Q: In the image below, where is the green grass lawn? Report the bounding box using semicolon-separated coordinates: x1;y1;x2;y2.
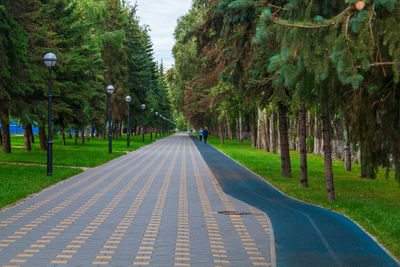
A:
207;136;400;260
0;132;171;208
0;133;165;167
0;164;82;208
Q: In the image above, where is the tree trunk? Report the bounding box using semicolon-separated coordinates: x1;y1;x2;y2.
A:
321;100;335;201
344;123;351;172
238;112;243;143
27;124;34;144
250;109;257;147
81;129;85;144
0;107;11;153
257;108;263;149
314;114;323;155
236;118;240;141
1;122;11;153
299;102;308;187
0;126;2;146
24;125;32;152
278;103;291;177
257;108;269;151
306;111;312;153
62;130;66;146
226;115;233;140
265;115;270;152
91;124;95;138
86;126;91;142
360;143;376;179
39;126;47;151
74;130;78;144
218;122;224;144
269;108;276;153
67;128;72;139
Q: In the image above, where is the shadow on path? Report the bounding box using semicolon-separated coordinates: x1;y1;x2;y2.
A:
190;136;399;267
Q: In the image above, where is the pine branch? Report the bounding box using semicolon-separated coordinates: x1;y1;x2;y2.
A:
269;6;351;29
271;20;336;29
259;1;292;11
355;62;398;69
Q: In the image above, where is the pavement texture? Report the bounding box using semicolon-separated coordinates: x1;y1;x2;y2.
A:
191;136;400;267
0;133;274;267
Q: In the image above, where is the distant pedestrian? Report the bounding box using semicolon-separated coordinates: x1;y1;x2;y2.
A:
199;129;203;141
203;127;208;143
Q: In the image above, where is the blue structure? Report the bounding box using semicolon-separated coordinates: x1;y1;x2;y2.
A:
0;120;39;134
0;120;96;135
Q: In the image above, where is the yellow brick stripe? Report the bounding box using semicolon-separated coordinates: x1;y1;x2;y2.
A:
89;139;179;265
52;139;177;265
132;138;180;266
0;145;154;227
188;144;230;266
5;143;164;265
174;139;191;267
198;148;273;267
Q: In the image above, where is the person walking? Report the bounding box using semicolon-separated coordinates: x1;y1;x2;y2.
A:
199;128;203;141
203;127;209;143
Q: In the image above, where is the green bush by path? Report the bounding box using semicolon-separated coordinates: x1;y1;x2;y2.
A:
207;136;400;260
0;164;82;208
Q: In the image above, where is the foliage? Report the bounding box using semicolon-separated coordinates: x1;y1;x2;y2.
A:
1;0;175;151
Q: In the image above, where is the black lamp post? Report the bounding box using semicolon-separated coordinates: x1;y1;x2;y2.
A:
155;112;159;139
150;108;153;140
159;114;163;136
141;104;146;142
107;85;115;153
43;52;57;176
126;96;131;147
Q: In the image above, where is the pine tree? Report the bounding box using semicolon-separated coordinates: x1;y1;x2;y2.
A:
0;3;28;153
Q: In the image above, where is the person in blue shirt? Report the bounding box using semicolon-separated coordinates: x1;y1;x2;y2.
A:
199;129;203;141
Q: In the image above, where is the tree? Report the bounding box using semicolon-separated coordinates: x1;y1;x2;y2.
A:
0;3;27;153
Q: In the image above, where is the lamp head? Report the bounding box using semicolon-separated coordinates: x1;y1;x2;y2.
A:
43;53;57;68
106;85;115;94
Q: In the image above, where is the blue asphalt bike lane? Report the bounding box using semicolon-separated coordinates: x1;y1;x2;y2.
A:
190;136;399;267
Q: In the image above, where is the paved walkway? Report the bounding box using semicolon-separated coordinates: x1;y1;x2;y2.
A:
191;136;399;267
0;134;275;266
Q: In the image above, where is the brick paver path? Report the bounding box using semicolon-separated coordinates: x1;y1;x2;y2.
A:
0;133;275;266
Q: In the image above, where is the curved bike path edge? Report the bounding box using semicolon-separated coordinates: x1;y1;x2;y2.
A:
190;136;399;267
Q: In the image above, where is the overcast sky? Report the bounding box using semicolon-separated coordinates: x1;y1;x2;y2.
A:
132;0;192;69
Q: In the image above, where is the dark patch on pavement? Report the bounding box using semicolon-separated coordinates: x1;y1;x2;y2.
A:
191;136;399;267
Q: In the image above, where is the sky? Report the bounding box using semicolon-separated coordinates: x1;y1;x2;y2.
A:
132;0;193;69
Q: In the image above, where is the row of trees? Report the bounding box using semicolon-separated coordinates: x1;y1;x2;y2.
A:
169;0;400;201
0;0;173;153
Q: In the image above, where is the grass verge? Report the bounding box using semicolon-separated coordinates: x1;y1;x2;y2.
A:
207;136;400;260
0;133;165;167
0;164;82;208
0;133;171;208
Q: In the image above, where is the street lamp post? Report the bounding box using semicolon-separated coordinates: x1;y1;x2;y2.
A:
155;112;158;139
141;104;146;142
43;53;57;176
126;96;131;148
160;114;164;136
150;108;153;140
107;85;115;153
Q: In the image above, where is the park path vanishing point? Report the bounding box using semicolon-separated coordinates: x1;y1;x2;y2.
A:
0;133;275;267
